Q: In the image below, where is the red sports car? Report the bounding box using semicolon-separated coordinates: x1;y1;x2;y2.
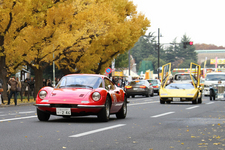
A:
35;74;127;122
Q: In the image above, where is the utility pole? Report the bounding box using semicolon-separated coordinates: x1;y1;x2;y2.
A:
158;28;160;79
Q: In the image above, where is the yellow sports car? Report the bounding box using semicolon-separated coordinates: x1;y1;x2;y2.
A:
159;62;202;104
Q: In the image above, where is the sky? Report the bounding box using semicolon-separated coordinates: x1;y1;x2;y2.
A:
131;0;225;47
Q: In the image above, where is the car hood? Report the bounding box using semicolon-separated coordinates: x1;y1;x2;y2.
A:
46;88;93;103
160;89;198;97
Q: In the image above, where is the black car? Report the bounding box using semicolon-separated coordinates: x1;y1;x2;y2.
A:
125;80;154;98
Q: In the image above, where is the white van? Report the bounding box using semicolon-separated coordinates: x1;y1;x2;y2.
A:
203;72;225;96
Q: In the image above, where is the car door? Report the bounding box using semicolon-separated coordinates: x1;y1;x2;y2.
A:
104;78;121;113
190;62;201;89
161;63;171;89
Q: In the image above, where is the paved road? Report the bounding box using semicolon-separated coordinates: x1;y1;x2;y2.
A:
0;95;225;150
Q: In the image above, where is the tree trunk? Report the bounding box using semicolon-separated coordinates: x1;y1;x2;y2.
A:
33;67;44;100
0;56;9;100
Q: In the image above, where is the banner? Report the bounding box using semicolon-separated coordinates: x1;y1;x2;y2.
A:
210;59;225;64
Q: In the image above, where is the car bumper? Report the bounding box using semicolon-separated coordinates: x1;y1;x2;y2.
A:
203;89;210;95
35;104;105;108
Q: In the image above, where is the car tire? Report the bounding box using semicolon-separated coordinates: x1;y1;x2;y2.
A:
116;96;127;119
132;95;135;98
146;92;150;97
150;91;154;97
160;100;165;104
37;108;50;121
98;96;110;122
166;101;171;104
198;93;202;104
192;96;197;104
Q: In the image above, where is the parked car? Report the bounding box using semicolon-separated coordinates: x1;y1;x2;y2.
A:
160;62;202;104
125;80;154;98
147;79;161;95
35;74;127;122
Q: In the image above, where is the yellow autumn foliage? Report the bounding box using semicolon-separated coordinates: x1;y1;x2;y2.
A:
0;0;150;92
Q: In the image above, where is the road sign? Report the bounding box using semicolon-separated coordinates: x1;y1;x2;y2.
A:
105;67;112;74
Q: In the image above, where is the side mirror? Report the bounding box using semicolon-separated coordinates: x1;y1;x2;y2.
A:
108;85;111;90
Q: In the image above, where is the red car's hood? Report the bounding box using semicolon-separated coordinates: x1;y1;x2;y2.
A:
47;88;93;103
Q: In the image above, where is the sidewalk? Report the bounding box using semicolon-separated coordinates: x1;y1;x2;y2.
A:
0;99;36;107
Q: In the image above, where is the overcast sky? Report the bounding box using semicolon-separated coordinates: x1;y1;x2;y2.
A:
131;0;225;47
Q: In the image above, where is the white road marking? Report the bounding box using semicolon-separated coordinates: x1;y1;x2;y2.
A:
151;112;175;118
128;101;158;106
186;106;199;110
206;102;214;105
69;124;126;138
0;116;36;122
19;111;36;114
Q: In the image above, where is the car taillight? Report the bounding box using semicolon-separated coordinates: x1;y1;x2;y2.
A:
153;86;158;88
125;86;132;89
140;86;146;88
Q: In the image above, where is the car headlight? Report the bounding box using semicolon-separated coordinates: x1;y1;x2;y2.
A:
92;92;101;101
39;91;47;99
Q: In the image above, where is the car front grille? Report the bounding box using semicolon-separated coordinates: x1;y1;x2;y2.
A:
218;86;225;94
50;104;78;108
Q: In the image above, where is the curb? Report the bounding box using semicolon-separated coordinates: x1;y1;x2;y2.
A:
0;102;35;107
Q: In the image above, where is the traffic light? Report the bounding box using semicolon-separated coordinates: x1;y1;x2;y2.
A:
183;41;193;48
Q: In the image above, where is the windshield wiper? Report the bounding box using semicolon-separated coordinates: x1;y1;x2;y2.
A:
170;86;180;89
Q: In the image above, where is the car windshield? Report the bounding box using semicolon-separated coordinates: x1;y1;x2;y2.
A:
130;80;146;85
165;83;195;89
174;74;191;80
205;74;225;81
56;76;103;89
148;80;158;84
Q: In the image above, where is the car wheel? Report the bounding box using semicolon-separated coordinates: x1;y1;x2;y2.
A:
116;96;127;119
198;93;202;104
37;108;50;121
146;92;150;97
98;96;110;122
192;96;197;104
160;100;165;104
166;101;171;104
150;91;154;97
132;95;135;98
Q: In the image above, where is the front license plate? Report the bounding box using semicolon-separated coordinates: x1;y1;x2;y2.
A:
56;108;71;115
133;88;138;90
173;98;180;101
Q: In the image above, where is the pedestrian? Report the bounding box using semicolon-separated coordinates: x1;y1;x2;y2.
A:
46;79;52;87
0;78;4;104
28;77;35;97
7;77;18;105
23;78;29;96
16;77;21;96
43;78;46;87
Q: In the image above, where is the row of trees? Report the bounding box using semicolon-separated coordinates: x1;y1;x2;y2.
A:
0;0;150;99
115;32;197;73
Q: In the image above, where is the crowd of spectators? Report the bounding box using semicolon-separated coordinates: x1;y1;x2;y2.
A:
0;76;61;105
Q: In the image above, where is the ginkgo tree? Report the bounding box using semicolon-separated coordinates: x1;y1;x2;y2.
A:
55;0;150;74
0;0;150;98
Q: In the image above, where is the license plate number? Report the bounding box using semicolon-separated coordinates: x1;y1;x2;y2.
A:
56;108;71;115
133;88;138;90
173;98;180;101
